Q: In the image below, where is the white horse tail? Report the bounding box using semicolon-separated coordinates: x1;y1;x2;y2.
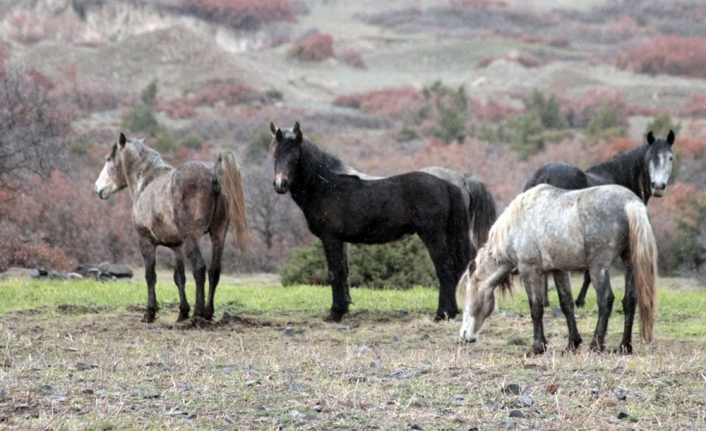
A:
626;200;658;344
215;152;249;252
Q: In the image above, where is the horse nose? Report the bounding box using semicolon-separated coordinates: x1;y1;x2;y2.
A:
273;178;288;194
651;181;666;191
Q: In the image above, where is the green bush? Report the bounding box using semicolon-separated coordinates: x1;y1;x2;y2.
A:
645;112;681;137
246;128;274;162
670;198;706;272
122;80;162;137
525;89;569;130
586;103;627;138
424;81;469;144
181;134;203;150
153;131;178;154
280;236;438;289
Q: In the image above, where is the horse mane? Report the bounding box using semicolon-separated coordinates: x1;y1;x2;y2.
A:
590;144;649;174
124;137;173;192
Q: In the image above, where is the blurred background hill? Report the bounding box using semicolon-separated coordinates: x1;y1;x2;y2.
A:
1;0;705;282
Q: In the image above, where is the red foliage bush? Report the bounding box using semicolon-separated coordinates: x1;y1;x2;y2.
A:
332;87;422;119
340;50;368;70
157;80;267;119
470;98;520;122
681;92;706;118
179;0;296;29
616;35;706;79
561;89;628;128
290;33;334;62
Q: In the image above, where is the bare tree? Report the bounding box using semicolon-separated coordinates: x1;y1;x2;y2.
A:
0;69;71;195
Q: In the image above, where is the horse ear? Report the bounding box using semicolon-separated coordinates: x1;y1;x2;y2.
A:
275;128;284;143
119;133;126;147
646;131;655;145
270;122;277;135
667;129;675;145
293;122;303;145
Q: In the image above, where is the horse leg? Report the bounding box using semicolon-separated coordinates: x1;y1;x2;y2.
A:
542;274;550;307
520;268;547;355
575;271;591;308
617;260;635;354
552;271;582;351
138;237;159;323
171;247;190;321
589;266;614;352
321;237;351;322
184;238;208;319
205;226;228;321
419;232;458;320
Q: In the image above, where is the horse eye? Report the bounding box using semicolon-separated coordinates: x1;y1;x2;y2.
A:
669;156;673;161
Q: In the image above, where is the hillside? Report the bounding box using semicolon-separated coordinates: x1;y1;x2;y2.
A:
1;0;705;279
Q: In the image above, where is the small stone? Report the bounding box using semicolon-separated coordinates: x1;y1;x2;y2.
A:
392;335;401;342
289;409;302;418
49;395;67;402
313;404;322;412
618;410;630;420
501;420;516;429
281;326;295;337
400;370;422;379
74;363;97;371
181;418;197;427
452;394;464;403
503;384;521;395
421;359;432;365
509;410;526;418
370;361;382;369
591;387;601;395
389;368;404;377
617;392;627;401
335;324;349;330
546;383;558;394
348;376;367;383
518;395;533;407
409;424;423;430
484;401;500;410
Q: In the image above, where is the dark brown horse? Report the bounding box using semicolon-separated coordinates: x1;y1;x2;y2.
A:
270;122;472;322
94;133;248;323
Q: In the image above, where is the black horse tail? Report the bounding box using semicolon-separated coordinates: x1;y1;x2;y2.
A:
446;184;473;283
464;177;497;249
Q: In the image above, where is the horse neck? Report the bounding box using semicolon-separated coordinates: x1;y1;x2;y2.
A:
289;145;342;206
588;146;651;202
121;149;173;199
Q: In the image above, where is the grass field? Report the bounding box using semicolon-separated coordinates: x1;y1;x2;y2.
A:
0;275;705;430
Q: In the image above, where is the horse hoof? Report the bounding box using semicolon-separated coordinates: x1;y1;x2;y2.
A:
325;309;346;322
141;309;157;323
177;313;190;322
613;345;633;355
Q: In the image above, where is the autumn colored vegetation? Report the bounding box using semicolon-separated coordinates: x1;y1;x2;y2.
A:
178;0;296;29
617;35;706;79
289;32;335;62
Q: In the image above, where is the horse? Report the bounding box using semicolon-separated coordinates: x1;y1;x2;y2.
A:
324;164;496;251
94;133;248;323
458;184;657;355
524;130;674;307
270;121;473;322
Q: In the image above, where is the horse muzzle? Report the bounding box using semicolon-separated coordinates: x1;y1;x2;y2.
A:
273;177;289;194
651;182;666;197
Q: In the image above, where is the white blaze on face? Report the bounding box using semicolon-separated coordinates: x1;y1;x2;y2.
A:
274;173;285;189
94;162;118;200
649;152;673;196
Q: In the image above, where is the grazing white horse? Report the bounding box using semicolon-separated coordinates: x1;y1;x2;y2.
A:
458;184;657;355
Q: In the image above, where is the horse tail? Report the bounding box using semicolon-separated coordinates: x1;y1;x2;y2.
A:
626;200;657;344
215;152;248;252
464;177;497;249
446;184;473;283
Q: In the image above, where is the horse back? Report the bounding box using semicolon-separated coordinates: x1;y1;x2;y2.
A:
171;162;220;237
524;162;589;192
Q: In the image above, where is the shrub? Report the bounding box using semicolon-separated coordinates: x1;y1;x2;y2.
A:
178;0;296;29
645;112;680;137
563;89;628;129
586;103;627;139
616;35;706;79
122;80;162;137
153;131;178;155
290;32;334;62
332;87;422;119
280;236;437;289
670;194;706;275
424;81;469;144
181;134;203;150
681;93;706;118
525;89;568;130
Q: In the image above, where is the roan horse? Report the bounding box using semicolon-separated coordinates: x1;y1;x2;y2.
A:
524;130;674;307
94;133;248;323
270;122;472;321
458;184;657;355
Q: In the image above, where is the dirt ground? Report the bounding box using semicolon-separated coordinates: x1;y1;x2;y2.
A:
1;303;704;430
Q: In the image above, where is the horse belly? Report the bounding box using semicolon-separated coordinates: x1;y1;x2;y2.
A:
134;177;182;246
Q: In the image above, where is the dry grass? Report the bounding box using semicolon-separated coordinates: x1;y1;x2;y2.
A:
0;281;704;430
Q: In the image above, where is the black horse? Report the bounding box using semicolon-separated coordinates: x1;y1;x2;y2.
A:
524;130;675;307
270;122;472;321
